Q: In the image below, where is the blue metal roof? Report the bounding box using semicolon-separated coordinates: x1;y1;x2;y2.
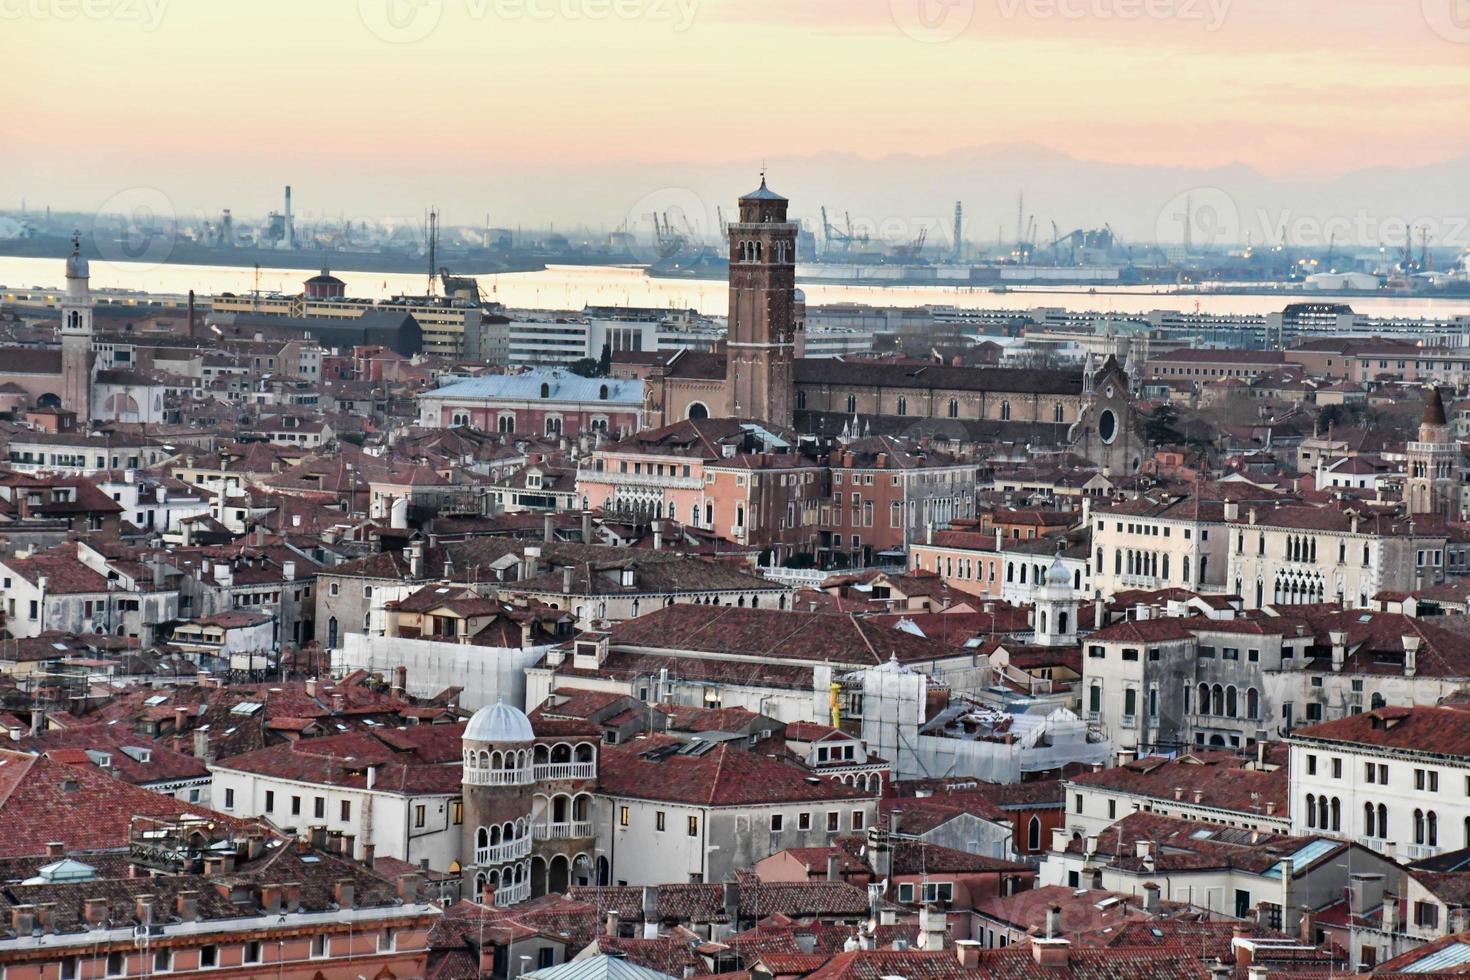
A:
1264;838;1338;879
1401;941;1470;972
428;369;642;405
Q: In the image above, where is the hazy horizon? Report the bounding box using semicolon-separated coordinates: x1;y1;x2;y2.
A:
6;0;1470;247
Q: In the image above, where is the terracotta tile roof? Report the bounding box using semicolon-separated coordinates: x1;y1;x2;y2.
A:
0;750;238;858
570;878;876;924
1066;753;1287;818
213;725;467;795
1291;704;1470;757
598;736;875;807
606;605;964;667
889;839;1033;876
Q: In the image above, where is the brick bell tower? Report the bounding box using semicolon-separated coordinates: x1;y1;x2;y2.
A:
726;176;797;428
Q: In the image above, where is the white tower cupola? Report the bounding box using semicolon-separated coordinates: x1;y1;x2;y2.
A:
1034;544;1080;647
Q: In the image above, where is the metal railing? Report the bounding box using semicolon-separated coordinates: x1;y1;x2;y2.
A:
476;835;533;866
533;762;597;781
463;767;534;787
494;880;531;906
577;468;702;490
533;821;593;840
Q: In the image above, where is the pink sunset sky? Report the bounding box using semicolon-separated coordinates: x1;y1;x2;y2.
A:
4;0;1468;228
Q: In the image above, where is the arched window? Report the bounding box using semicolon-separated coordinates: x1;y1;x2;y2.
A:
1247;688;1260;720
1027;816;1041;852
845;394;856;414
327;617;338;648
948;398;958;418
897;397;907;416
1198;683;1210;714
1211;684;1224;716
540;382;551;399
1415;809;1426;845
1225;686;1237;718
1365;803;1376;838
1330;797;1340;832
1429;810;1439;846
797;390;807;410
1000;400;1011;421
599;384;609;400
1306;794;1317;829
1053;402;1064;423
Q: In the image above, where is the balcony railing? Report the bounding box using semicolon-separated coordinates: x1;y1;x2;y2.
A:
534;821;593;840
1407;843;1442;860
494;880;531;906
534;762;597;781
577;468;702;490
476;835;533;866
463;767;534;786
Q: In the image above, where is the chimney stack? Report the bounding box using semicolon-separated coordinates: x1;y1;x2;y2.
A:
1404;634;1421;677
1329;630;1347;672
176;891;198;923
827;853;841;882
334;880;356;909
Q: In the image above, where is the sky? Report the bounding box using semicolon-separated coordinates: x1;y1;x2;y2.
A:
4;0;1470;237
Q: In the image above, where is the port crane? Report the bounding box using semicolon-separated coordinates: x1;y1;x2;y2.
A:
891;227;927;262
650;212;688;259
820;206;868;255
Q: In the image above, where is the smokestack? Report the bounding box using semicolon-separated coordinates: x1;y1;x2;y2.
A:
186;289;195;339
284;185;294;249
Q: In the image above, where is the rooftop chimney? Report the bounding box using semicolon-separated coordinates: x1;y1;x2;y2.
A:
334;879;355;909
1403;634;1421;677
1329;630;1347;672
1045;905;1061;939
176;891;198;923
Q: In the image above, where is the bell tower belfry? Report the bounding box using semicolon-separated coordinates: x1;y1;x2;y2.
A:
725;176;797;427
60;232;94;420
1407;386;1461;519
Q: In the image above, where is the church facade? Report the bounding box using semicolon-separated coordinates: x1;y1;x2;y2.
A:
643;182;1143;475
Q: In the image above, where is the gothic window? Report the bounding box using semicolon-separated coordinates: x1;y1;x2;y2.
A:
1000;401;1011;421
897;397;907;416
845;394;856;414
948;399;958;418
1053;402;1064;423
796;390;807;410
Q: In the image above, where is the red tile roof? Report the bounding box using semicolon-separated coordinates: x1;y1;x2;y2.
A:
598;737;876;807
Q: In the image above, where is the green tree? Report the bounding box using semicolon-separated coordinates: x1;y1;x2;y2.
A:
1144;404;1184;445
567;357;600;378
597;342;612;377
